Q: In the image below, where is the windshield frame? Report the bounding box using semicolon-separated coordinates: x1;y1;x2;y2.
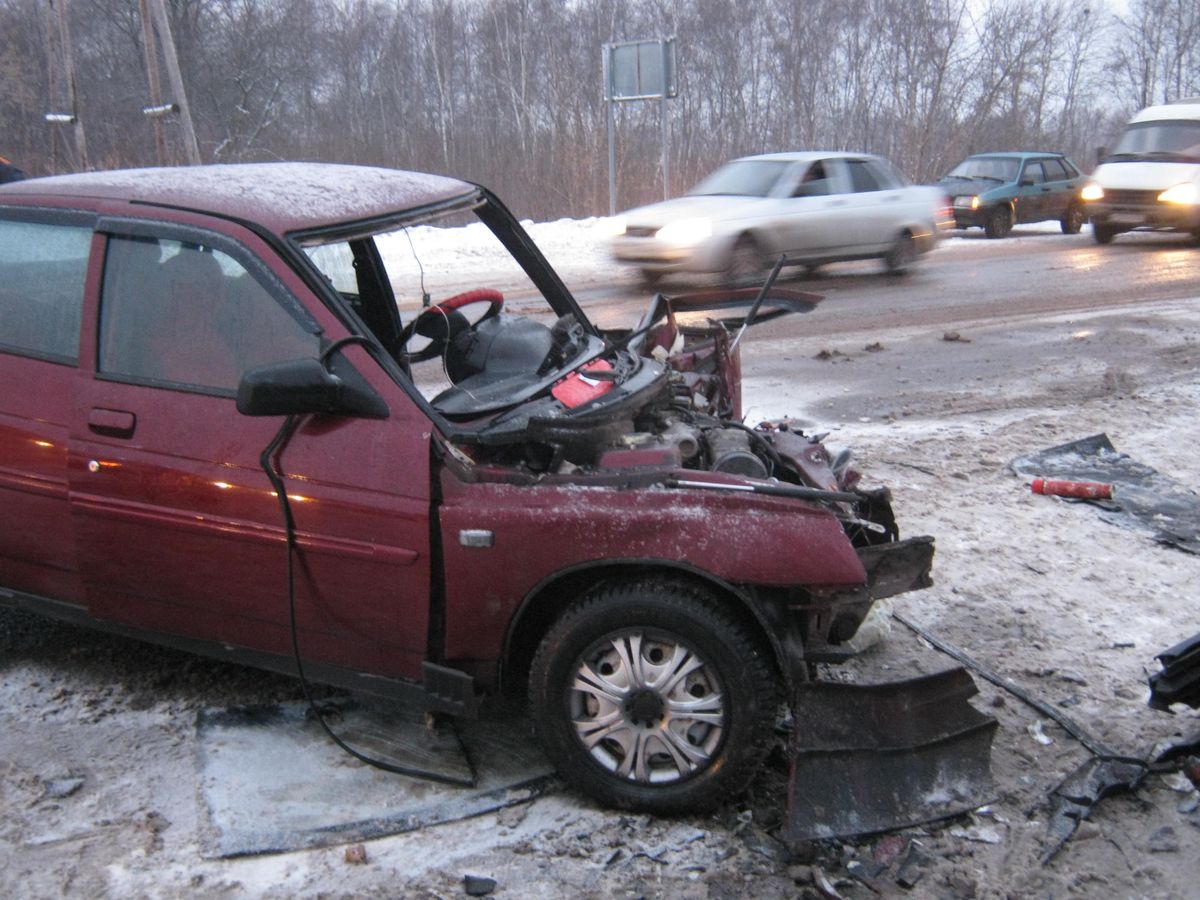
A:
1109;119;1200;162
280;186;599;439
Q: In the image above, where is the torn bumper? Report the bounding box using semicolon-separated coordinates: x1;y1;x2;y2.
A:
799;535;935;662
784;667;997;841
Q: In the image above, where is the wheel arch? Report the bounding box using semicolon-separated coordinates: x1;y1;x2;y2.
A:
723;228;773;266
498;559;788;698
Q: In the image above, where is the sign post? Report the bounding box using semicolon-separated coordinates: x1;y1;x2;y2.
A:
603;38;678;215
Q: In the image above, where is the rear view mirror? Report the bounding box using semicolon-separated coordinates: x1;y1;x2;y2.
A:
236;358;388;419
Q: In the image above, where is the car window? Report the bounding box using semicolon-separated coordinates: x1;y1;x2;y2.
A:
690;160;790;197
98;235;320;394
945;156;1019;183
1042;158;1069;181
792;161;832;197
846;160;884;193
864;158;905;188
0;217;90;362
1021;162;1046;184
1113;120;1200;159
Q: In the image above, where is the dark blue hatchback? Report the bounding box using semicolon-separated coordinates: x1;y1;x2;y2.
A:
940;152;1085;238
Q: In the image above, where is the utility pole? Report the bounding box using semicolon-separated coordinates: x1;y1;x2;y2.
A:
138;0;169;165
43;0;89;171
146;0;201;165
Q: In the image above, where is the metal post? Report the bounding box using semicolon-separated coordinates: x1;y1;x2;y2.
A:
608;98;617;216
660;95;669;200
604;47;617;216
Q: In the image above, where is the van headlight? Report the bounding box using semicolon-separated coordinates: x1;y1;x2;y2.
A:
1158;182;1200;205
656;218;713;247
1080;183;1104;202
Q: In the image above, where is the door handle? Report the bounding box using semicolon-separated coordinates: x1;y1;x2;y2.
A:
88;408;137;439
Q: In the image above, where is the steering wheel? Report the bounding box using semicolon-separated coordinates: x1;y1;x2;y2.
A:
397;288;505;362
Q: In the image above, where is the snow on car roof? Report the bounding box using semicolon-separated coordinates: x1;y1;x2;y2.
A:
0;162;477;235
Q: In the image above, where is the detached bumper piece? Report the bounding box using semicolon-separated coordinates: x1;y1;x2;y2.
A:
1149;631;1200;710
783;666;997;841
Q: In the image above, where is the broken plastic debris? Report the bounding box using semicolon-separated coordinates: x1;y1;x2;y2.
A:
1027;720;1054;746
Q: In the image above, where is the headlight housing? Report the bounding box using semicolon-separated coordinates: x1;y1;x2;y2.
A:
656;218;713;247
1158;182;1200;205
1080;183;1104;202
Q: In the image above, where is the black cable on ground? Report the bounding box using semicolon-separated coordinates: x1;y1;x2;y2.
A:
893;610;1142;764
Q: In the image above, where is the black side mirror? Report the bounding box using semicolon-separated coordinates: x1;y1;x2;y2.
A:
237;358;388;419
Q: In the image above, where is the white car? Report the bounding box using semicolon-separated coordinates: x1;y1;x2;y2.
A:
610;151;950;284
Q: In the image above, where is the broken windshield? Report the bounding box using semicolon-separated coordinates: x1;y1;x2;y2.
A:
300;203;603;418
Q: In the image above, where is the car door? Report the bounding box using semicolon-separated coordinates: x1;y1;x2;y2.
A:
1015;160;1049;223
68;214;434;681
770;159;851;257
0;207;95;604
1040;158;1076;220
841;158;907;250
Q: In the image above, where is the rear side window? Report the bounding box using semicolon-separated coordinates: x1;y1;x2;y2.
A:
1022;162;1046;184
0;217;91;362
847;160;885;193
1043;158;1070;180
99;235;320;394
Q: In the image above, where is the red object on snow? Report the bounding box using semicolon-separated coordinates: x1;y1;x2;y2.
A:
552;359;615;408
1031;478;1113;500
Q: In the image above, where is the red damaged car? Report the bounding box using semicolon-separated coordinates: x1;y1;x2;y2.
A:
0;164;933;813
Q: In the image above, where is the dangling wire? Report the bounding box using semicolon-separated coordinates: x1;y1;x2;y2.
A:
258;411;475;787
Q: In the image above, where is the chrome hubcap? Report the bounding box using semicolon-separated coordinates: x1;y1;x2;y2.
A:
569;631;726;784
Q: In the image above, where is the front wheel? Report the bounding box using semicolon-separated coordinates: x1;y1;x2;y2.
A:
1093;222;1118;244
724;235;766;287
528;580;778;814
984;205;1012;239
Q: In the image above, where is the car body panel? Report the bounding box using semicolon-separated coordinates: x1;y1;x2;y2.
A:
437;474;869;675
0;163;933;718
1083;104;1200;238
611;151;942;277
940;151;1084;231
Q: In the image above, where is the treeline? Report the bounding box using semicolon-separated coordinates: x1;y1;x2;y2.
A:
1;0;1198;219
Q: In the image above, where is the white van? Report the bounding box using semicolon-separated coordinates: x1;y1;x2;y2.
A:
1081;99;1200;244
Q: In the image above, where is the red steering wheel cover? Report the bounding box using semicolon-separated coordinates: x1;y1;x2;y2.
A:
436;288;504;311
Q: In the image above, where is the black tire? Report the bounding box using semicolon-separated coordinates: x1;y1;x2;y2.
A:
1060;203;1085;234
639;268;663;288
884;231;917;275
983;205;1012;239
1093;222;1118;245
528;579;778;814
724;235;766;286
